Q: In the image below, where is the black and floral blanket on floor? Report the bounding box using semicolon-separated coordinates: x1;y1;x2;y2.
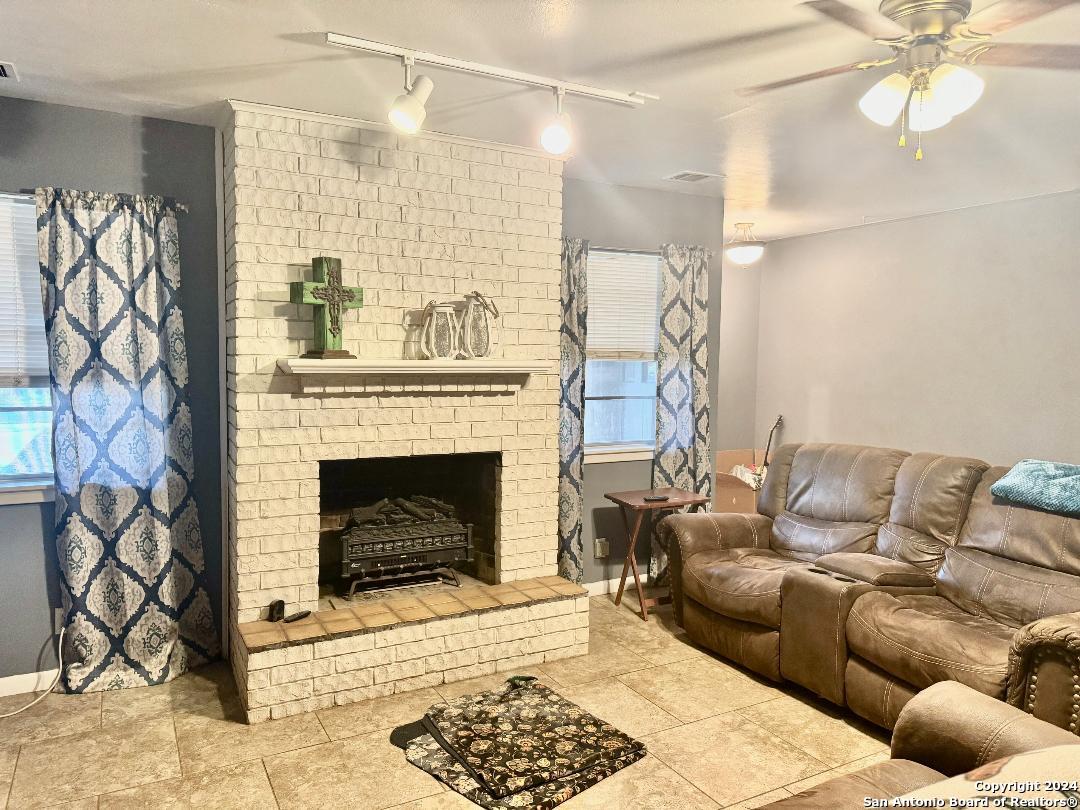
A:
397;676;646;808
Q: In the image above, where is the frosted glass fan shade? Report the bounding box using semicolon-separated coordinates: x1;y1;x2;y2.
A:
859;72;912;126
908;88;953;132
929;64;984;117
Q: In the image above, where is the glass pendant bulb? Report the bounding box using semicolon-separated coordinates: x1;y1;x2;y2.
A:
540;113;572;155
858;72;912;127
929;63;984;117
907;87;953;133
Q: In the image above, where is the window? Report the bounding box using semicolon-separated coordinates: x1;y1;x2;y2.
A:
583;249;660;458
0;194;52;491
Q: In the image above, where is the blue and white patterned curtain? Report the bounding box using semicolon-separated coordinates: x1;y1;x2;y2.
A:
652;244;713;576
558;237;589;583
37;188;218;693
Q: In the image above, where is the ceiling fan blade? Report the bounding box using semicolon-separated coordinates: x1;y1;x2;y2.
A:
964;41;1080;68
801;0;909;41
737;61;877;96
953;0;1079;37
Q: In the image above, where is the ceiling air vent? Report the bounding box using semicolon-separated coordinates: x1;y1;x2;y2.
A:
664;170;723;183
0;62;19;81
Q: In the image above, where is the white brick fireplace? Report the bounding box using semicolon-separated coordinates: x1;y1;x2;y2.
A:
221;102;581;719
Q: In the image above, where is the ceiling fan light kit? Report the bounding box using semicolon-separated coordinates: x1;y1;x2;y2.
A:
745;0;1079;160
325;32;656;153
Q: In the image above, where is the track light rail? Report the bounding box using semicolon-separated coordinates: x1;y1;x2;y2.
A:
324;33;658;107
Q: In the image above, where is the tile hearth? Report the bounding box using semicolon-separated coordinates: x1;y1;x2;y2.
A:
0;596;888;809
231;576;589;723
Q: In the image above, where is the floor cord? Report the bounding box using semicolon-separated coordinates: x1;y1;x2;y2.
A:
0;627;65;718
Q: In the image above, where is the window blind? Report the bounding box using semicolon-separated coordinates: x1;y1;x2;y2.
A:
0;195;49;385
585;249;660;358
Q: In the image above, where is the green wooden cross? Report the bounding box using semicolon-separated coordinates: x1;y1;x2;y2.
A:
289;256;364;359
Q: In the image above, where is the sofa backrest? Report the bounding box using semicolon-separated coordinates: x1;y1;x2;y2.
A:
937;466;1080;628
874;453;989;573
758;443;909;560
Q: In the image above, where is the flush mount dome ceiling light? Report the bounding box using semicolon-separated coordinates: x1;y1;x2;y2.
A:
325;33;656;147
738;0;1080;161
724;223;766;266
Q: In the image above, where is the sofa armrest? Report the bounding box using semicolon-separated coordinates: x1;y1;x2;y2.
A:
1007;610;1080;735
815;552;936;588
891;681;1078;776
659;512;772;626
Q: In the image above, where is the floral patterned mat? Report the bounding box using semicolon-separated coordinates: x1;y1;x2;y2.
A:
402;677;646;809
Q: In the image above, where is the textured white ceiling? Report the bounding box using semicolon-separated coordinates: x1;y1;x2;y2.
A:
2;0;1079;239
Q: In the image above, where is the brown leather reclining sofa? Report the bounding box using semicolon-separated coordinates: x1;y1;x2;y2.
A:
662;442;1080;733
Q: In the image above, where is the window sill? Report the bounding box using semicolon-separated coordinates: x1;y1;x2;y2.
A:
0;482;55;506
584;446;655;465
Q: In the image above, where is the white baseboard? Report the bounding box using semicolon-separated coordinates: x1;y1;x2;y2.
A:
0;668;59;698
585;576;626;597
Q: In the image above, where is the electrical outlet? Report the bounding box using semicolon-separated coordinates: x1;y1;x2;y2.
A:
593;537;610;559
53;607;65;635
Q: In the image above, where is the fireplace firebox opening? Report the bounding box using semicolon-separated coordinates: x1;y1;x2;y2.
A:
319;453;500;600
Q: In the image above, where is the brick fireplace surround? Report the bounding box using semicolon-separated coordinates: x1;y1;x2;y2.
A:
222;101;587;721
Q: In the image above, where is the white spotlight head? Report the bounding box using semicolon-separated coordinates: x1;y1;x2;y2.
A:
389;74;434;135
540;112;572;155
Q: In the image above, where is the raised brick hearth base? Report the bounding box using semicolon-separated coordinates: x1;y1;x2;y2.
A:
231;576;587;722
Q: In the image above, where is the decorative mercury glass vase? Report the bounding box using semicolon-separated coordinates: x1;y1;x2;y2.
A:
418;301;460;359
460;290;500;359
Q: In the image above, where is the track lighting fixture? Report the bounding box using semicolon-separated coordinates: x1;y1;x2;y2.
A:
724;223;766;266
326;33;656;153
388;59;434;134
540;88;572;155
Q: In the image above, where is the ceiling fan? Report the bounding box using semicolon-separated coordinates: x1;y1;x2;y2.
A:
740;0;1080;158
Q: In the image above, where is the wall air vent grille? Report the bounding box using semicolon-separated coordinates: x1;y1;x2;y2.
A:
0;62;18;81
664;170;723;183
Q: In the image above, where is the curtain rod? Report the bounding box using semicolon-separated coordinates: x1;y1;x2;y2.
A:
0;189;190;213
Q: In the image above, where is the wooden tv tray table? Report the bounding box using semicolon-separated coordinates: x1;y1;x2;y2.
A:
604;487;710;621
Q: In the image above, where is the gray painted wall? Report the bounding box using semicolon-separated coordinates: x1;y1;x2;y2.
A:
563;179;757;583
754;190;1080;466
0;96;220;678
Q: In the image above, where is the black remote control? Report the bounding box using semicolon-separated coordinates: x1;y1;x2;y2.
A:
644;494;670;502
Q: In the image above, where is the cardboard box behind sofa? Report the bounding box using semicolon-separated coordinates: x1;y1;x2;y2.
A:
714;449;766;514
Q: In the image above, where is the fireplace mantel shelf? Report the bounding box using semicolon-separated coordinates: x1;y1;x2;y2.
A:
277;358;554;377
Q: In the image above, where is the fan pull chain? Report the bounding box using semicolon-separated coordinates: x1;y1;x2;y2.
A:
898;101;907;148
915;90;925;161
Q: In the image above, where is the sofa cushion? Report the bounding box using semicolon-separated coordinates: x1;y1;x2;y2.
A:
757;443;800;519
936;546;1080;629
785;443;909;525
771;511;879;561
872;453;988;572
681;547;810;629
958;467;1080;575
758;760;943;809
846;592;1013;696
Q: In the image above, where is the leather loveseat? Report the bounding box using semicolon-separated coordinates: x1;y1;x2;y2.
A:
662;442;1080;734
758;681;1079;808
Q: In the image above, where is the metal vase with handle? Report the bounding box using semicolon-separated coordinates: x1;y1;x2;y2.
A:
418;301;462;359
460;290;501;359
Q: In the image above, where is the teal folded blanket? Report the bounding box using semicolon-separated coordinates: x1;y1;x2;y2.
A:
991;459;1080;516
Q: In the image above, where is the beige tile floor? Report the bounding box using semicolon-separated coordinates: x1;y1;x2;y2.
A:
0;595;890;809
